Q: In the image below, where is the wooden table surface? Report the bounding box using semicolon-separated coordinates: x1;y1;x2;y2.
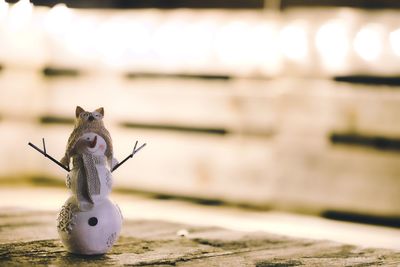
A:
1;207;399;266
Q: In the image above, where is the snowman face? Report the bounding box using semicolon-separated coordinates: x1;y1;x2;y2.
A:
77;133;107;156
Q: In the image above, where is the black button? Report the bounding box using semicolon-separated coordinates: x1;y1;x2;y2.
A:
88;217;98;226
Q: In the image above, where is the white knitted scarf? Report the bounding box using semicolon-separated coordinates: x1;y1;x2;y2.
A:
73;154;106;205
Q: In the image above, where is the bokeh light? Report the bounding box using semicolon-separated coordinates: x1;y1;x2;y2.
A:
215;20;256;72
279;22;309;62
316;20;350;71
0;0;9;22
353;24;385;62
7;0;33;30
44;3;73;35
389;28;400;57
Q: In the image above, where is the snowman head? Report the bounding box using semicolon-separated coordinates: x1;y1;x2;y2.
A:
76;133;107;156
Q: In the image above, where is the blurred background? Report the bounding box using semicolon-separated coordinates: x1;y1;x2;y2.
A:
1;0;400;249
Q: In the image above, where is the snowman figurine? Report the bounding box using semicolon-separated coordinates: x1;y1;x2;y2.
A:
57;132;122;255
28;106;145;255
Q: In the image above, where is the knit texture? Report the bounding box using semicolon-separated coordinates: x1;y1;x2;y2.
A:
61;119;113;167
72;154;106;207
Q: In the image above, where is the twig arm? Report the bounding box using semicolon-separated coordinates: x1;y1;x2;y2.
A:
111;141;146;173
28;139;70;172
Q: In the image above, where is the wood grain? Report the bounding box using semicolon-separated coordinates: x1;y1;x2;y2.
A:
0;208;399;266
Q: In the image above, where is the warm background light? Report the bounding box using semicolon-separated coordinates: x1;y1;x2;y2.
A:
0;1;400;254
280;21;309;63
316;20;349;72
0;2;399;76
354;23;385;62
390;27;400;57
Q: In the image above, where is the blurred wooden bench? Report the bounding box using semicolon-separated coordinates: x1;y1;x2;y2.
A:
1;72;400;217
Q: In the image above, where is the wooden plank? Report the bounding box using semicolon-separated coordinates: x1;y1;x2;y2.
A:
5;74;400;138
0;70;46;120
0;207;399;266
274;140;400;215
276;80;400;138
42;75;277;134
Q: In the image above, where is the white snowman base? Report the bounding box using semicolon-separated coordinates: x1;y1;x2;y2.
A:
57;196;123;255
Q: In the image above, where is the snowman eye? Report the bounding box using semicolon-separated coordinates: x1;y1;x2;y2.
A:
86;137;90;141
88;217;98;226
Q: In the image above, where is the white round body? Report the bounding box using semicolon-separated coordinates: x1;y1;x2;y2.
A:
57;196;123;255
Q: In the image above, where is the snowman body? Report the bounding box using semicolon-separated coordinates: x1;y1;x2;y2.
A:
57;197;122;255
57;132;122;255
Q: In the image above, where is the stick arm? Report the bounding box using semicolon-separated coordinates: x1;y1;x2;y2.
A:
111;141;146;173
28;138;70;172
